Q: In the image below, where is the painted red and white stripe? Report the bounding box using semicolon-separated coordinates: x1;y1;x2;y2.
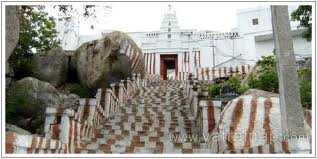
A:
196;64;252;81
144;53;156;74
6;132;68;154
194;50;201;68
217;95;311;153
121;44;145;76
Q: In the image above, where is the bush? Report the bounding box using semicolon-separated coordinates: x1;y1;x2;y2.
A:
6;82;44;134
300;81;311;109
10;6;60;79
247;56;279;93
208;83;222;98
69;83;96;98
256;69;279;93
248;55;312;109
225;76;248;95
9;55;35;79
298;68;311;81
257;55;276;68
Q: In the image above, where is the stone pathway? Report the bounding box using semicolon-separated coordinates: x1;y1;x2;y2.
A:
81;80;212;154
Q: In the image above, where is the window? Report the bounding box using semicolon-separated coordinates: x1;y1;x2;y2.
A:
168;22;171;26
168;28;171;32
168;34;171;38
252;18;259;25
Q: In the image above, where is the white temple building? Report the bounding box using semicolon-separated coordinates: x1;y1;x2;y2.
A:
55;5;312;80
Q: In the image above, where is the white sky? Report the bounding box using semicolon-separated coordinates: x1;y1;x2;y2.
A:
44;2;307;35
80;2;259;34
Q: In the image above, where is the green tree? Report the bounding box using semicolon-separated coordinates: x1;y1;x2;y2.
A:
9;6;60;79
291;5;312;42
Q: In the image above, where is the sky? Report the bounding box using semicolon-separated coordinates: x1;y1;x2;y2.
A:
45;2;300;35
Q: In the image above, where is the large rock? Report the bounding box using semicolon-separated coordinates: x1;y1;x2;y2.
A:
33;48;68;87
5;6;20;75
74;31;145;89
217;95;311;152
243;89;279;98
6;77;79;135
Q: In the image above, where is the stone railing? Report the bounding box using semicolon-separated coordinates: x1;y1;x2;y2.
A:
6;73;159;154
182;73;222;153
195;64;253;81
178;71;191;81
6;131;68;154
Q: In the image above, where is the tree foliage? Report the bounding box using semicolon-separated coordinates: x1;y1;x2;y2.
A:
9;6;60;79
291;5;312;42
248;55;312;109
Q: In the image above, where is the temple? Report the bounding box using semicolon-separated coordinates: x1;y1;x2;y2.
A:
55;5;311;80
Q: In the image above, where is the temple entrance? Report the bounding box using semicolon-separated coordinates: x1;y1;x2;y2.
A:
160;54;178;80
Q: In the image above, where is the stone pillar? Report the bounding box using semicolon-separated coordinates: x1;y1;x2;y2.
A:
271;5;306;136
271;6;310;153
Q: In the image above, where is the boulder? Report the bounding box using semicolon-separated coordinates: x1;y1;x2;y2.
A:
6;123;31;135
6;77;79;135
217;95;311;152
5;6;20;76
74;31;145;89
33;48;69;87
243;89;279;98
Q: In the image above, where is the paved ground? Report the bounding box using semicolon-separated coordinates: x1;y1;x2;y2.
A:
81;80;213;154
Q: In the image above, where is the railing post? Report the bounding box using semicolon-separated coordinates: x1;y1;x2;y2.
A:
44;107;58;138
110;83;115;94
137;74;141;88
198;100;221;153
118;81;124;107
131;73;137;92
125;78;131;96
59;109;75;153
104;89;112;118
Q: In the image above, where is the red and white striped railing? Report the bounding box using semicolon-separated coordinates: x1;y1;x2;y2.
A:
195;64;253;81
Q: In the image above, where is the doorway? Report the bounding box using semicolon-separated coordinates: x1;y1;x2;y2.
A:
160;54;178;80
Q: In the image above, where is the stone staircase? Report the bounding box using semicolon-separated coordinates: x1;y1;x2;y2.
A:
80;80;213;154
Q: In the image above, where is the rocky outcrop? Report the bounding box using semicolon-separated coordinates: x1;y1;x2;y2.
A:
73;31;145;89
33;48;69;87
5;6;20;75
6;123;31;135
6;77;79;134
217;95;311;152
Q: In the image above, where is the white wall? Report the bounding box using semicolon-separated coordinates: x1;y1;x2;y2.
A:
255;35;312;59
